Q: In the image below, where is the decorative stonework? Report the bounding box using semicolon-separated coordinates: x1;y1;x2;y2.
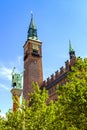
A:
11;88;23;97
41;57;76;89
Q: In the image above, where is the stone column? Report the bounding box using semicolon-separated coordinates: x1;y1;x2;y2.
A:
11;88;23;112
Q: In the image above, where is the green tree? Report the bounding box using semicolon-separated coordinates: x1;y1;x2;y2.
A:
22;82;56;130
0;83;56;130
0;112;6;130
56;57;87;129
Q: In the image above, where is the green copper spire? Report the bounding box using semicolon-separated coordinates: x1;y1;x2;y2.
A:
27;12;38;40
69;40;74;52
69;40;75;59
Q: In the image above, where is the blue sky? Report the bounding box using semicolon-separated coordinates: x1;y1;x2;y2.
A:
0;0;87;115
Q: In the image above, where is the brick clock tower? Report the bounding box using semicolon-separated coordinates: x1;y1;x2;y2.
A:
23;14;43;100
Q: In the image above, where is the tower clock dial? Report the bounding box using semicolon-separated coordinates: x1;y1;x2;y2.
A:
32;43;40;56
33;44;38;50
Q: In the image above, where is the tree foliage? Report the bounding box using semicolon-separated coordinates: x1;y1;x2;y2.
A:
57;57;87;129
0;57;87;129
0;83;56;130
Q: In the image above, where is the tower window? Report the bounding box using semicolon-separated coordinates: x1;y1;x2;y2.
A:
33;49;38;54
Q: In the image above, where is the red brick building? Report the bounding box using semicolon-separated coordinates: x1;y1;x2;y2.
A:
23;14;76;101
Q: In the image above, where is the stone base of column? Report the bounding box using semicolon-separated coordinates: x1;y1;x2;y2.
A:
11;88;23;112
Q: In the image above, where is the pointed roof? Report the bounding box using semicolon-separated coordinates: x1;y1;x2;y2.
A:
69;40;76;59
27;12;38;40
29;12;37;29
69;40;74;52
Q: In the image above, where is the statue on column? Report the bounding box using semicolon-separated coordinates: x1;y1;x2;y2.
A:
11;67;23;89
11;67;24;112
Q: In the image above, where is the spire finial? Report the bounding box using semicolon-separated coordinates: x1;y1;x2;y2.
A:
69;40;74;52
69;39;71;45
31;11;33;19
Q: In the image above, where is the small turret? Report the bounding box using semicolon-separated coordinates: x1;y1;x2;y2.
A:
69;40;75;59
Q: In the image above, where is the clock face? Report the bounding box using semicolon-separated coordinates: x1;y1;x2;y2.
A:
33;44;39;50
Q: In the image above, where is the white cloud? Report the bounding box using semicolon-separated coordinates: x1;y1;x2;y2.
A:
0;66;12;81
0;55;23;81
0;83;10;91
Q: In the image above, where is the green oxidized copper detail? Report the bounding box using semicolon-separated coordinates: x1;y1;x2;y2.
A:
69;40;74;52
27;12;38;40
11;67;23;89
